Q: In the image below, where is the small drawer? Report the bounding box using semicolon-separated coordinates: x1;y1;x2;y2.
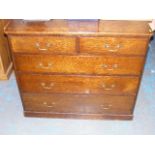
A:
18;74;140;95
79;37;149;55
9;36;76;54
22;93;135;115
14;55;144;75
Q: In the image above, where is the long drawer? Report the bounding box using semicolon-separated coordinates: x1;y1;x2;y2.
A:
79;37;149;55
14;55;144;75
9;36;76;54
22;93;135;115
18;74;139;95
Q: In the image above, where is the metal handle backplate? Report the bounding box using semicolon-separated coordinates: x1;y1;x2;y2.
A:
101;64;118;70
35;42;51;51
104;43;122;52
43;102;56;108
38;63;52;69
100;104;112;110
41;82;54;90
102;84;116;90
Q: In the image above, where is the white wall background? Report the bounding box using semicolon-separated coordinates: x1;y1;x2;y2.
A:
0;0;155;19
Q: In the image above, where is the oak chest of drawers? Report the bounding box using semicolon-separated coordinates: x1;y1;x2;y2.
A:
5;19;153;120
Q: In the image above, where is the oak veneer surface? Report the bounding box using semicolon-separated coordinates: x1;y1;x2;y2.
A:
18;74;140;95
10;35;149;55
5;20;152;36
10;36;76;53
14;54;144;75
79;37;149;55
23;93;135;115
5;19;153;120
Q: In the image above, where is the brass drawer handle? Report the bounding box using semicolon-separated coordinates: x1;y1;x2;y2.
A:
100;104;112;110
43;102;56;108
101;64;118;70
35;42;51;51
38;63;52;69
41;82;55;90
104;44;122;52
85;89;90;94
102;84;115;90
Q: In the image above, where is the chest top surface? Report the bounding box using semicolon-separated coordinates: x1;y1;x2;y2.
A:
4;19;153;37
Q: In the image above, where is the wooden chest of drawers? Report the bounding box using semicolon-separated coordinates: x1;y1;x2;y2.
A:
5;19;153;120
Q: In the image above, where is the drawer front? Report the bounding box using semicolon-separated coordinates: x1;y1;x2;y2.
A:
22;94;135;115
10;36;76;54
80;37;148;55
14;55;144;75
18;74;139;95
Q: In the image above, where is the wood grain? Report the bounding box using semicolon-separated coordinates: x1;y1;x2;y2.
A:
24;111;133;120
5;20;153;37
22;93;135;115
10;36;76;54
80;37;149;55
0;19;12;80
14;54;145;75
18;74;140;95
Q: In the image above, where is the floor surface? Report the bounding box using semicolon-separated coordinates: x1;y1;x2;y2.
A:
0;37;155;135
